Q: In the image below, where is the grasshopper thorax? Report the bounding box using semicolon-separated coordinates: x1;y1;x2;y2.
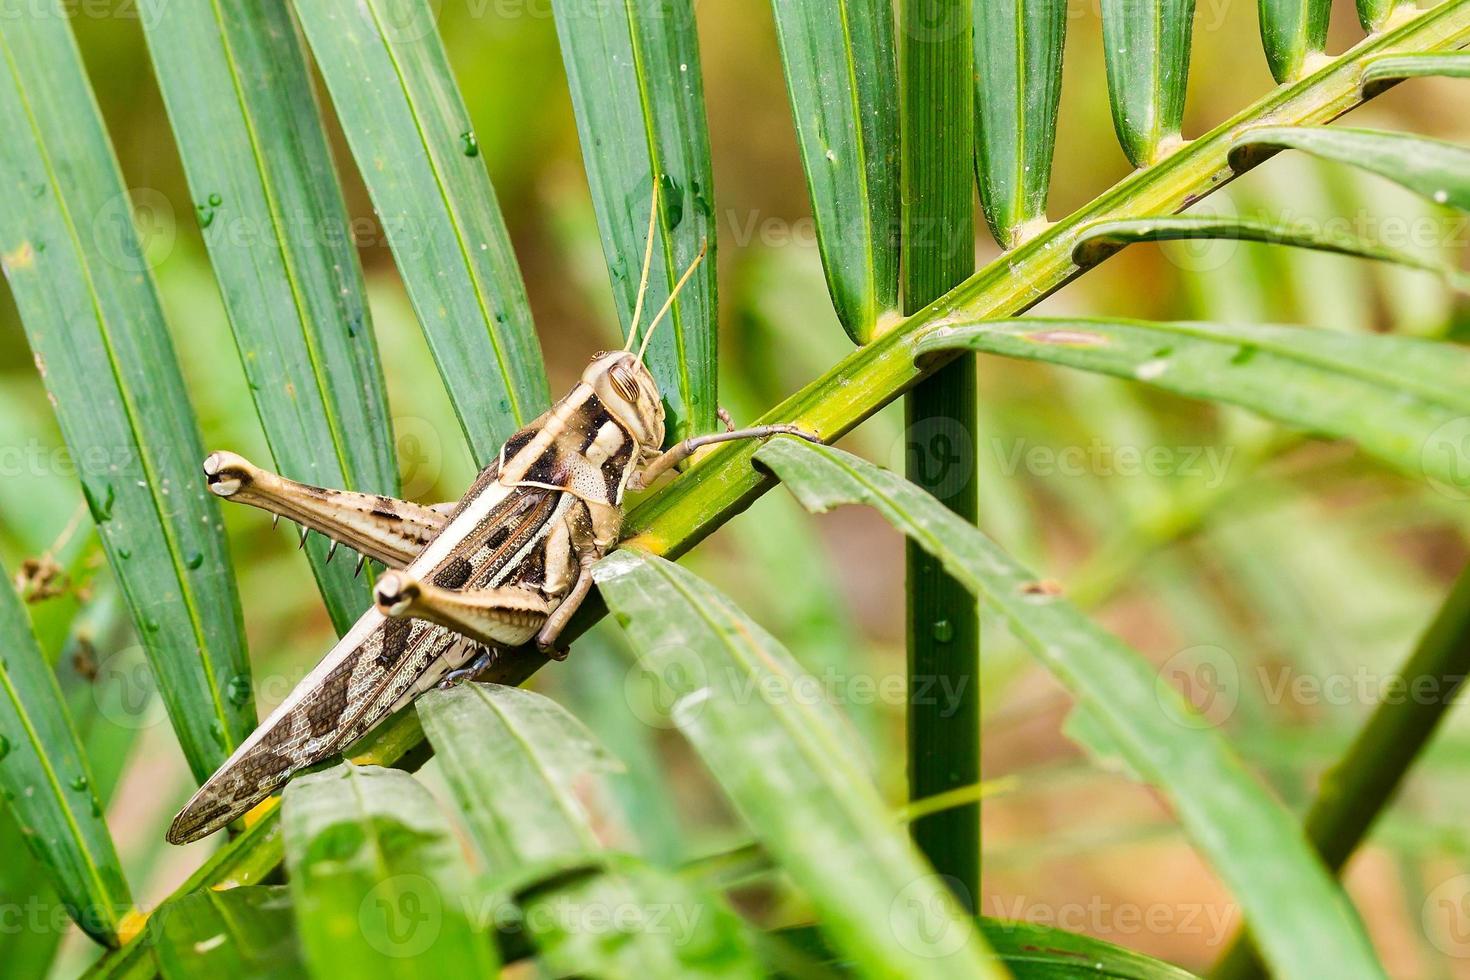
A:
583;350;665;455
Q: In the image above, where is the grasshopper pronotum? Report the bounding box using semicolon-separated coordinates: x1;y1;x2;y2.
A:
168;183;817;844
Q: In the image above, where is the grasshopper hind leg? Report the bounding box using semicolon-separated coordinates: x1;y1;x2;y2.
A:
203;451;448;567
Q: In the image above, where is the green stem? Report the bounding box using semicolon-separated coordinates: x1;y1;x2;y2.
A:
83;4;1470;971
1211;560;1470;979
899;0;981;907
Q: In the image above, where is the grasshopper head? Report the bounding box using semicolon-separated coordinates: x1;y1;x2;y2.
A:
583;350;665;454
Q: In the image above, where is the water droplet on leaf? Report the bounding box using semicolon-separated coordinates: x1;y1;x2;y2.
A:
186;551;204;570
659;173;684;229
83;481;115;523
460;131;479;157
226;675;252;708
931;620;954;643
69;774;88;791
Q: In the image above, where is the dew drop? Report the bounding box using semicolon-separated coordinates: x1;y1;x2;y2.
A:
659;172;684;229
691;180;712;220
196;203;216;229
0;734;10;762
83;481;115;523
209;719;228;749
226;675;252;708
186;550;204;570
144;617;160;633
460;130;479;157
117;547;131;560
69;774;89;792
207;192;222;207
931;619;954;643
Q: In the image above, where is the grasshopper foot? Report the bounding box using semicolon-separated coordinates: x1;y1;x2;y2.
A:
537;638;571;662
202;451;258;498
373;570;421;618
439;647;495;688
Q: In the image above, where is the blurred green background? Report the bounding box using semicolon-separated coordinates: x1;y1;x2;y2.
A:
2;0;1469;975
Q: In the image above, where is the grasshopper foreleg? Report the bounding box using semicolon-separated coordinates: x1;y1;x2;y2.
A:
534;556;597;659
628;425;822;491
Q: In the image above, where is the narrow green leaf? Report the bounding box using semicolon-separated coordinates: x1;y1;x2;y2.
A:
293;0;549;463
771;0;900;339
1257;0;1331;82
551;0;716;441
0;2;254;782
1072;214;1470;289
142;0;397;635
593;551;1003;980
418;683;619;870
0;562;130;946
916;316;1470;492
754;438;1385;980
0;811;65;975
281;762;499;975
1101;0;1195;167
418;683;762;978
901;0;980;906
1357;0;1412;33
149;886;303;980
54;588;143;808
557;624;687;865
974;0;1066;244
1233;126;1470;210
782;916;1201;978
1362;51;1470;89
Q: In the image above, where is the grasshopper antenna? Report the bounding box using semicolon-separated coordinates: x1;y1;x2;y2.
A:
624;177;662;352
639;240;708;363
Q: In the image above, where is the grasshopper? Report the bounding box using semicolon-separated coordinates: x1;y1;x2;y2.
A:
168;187;817;844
